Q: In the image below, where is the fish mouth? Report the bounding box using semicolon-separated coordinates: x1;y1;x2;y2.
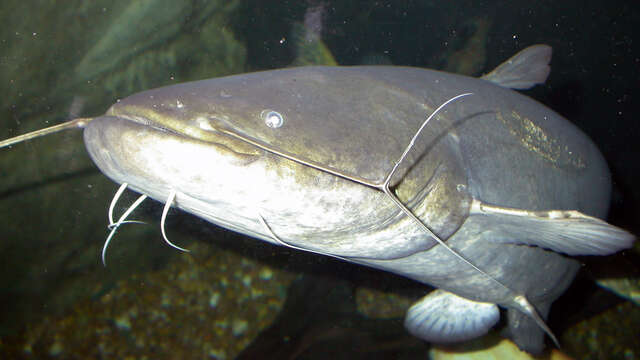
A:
112;113;173;134
105;105;263;158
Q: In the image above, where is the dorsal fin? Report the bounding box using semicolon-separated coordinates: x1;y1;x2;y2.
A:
481;44;552;89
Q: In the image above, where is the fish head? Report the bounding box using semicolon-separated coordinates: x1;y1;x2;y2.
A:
83;66;473;257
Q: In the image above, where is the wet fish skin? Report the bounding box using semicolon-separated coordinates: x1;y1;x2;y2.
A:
81;50;633;353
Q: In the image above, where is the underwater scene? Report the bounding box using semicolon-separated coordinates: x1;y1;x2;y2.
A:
0;0;638;359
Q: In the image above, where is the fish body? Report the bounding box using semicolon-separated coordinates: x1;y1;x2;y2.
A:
81;46;633;353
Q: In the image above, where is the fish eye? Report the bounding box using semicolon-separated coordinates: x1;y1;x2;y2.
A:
261;110;284;128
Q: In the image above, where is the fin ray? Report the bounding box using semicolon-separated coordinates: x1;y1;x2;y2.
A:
472;200;635;255
481;44;552;89
404;289;499;343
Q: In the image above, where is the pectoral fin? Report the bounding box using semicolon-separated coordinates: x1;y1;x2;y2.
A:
471;200;635;256
404;289;499;343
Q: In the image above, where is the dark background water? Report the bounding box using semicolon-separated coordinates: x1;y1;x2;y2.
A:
0;0;638;359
